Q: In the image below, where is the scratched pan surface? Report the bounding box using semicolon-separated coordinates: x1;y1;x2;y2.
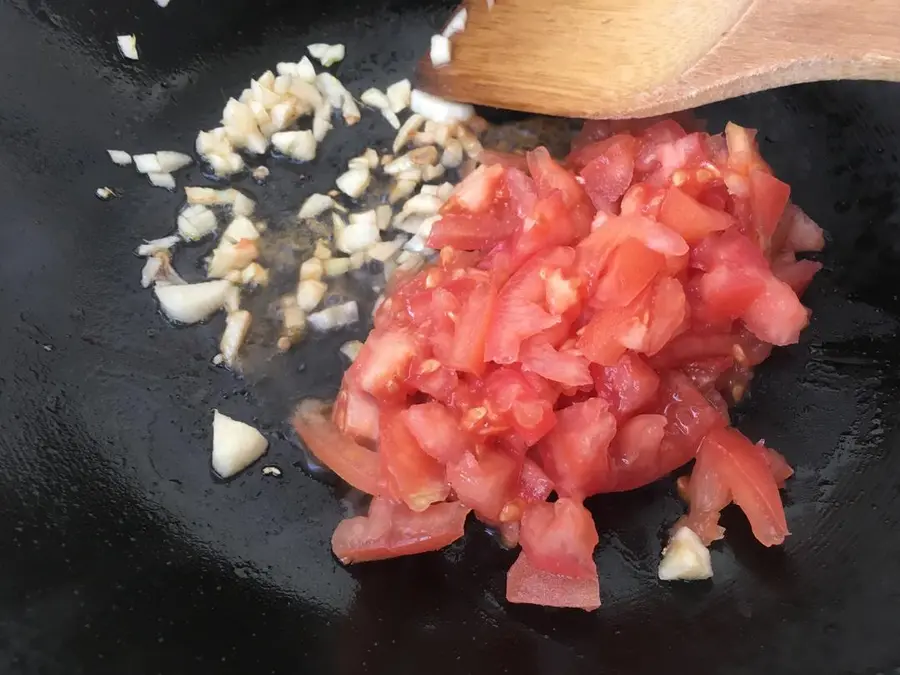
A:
2;0;900;673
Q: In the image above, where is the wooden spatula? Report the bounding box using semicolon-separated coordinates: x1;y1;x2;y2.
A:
417;0;900;119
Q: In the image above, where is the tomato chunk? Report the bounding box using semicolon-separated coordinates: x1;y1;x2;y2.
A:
506;552;600;611
293;400;383;497
520;499;599;578
537;398;617;499
658;185;733;243
698;427;790;546
446;448;521;521
312;120;820;607
379;411;449;511
402;402;472;464
332;498;470;564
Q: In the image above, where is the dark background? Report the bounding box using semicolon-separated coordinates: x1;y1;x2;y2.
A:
2;0;900;673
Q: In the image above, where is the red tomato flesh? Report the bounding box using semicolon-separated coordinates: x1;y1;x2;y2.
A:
332;498;470;564
292;118;821;611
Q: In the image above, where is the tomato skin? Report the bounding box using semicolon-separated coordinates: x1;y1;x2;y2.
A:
724;122;772;176
519;338;593;388
658;185;733;243
606;414;668;492
645;277;687;356
379;411;450;512
772;258;822;296
764;446;795;487
349;329;424;401
696;427;789;546
520;498;599;578
591;238;664;308
568;133;636;172
527;147;595;237
478;149;530;172
506;552;600;611
654;371;727;477
777;204;825;253
446;448;521;521
578;135;637;211
592;353;660;421
484;247;576;364
537;398;617;499
332;386;380;445
750;169;791;240
293;400;384;497
402;402;472;464
443;163;506;214
332;498;470;564
679;437;730;545
428;212;519;251
576;214;688;289
443;281;497;375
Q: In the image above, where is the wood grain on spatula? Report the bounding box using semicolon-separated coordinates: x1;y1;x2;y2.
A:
418;0;900;119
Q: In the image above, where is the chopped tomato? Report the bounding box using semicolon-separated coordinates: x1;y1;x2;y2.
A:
772;258;822;296
645;277;688;356
591;238;664;308
520;499;599;578
518;457;554;503
428;212;519;251
483;367;557;444
442;281;496;375
724;122;771;176
777;204;825;253
576;214;688;291
658;185;733;243
484;247;575;364
526;147;594;236
506;552;600;610
764;446;795;487
620;182;667;219
749;170;791;241
741;275;809;346
607;414;668;492
519;339;592;388
446;448;521;521
443;163;505;214
312;120;819;607
402;402;472;464
578;135;637;211
567;133;636;172
592;353;660;421
696;427;790;546
332;498;470;564
537;398;616;499
654;371;727;476
348;329;423;401
332;386;380;445
478;149;530;172
293;400;384;497
407;360;458;403
379;411;449;511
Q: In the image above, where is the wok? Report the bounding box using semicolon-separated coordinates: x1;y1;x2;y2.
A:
1;0;899;673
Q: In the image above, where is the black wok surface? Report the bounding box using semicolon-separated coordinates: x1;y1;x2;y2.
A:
2;0;900;673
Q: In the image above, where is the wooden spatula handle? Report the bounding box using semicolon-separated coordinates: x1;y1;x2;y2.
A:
676;0;900;112
419;0;900;119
